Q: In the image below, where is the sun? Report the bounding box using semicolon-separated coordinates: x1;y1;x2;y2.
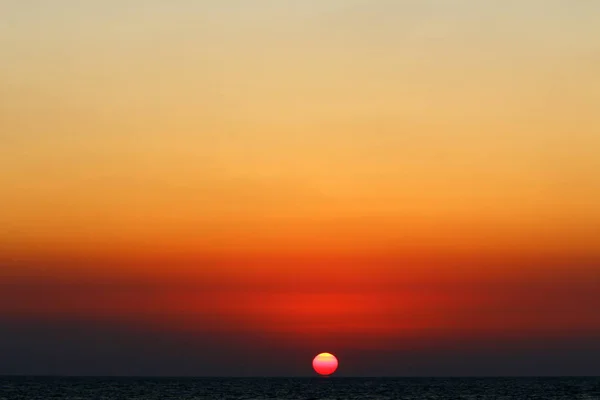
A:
312;352;338;376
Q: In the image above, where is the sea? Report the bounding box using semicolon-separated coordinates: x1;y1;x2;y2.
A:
1;376;599;399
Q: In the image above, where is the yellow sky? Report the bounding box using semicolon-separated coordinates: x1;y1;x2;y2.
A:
1;0;599;260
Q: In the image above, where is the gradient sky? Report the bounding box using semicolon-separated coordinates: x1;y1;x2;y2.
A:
1;1;599;376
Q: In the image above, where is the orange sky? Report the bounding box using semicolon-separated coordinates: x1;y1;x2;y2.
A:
1;1;599;373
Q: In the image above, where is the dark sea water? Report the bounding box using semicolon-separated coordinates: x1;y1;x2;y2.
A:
1;377;599;400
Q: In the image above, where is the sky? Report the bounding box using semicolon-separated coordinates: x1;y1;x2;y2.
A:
1;0;599;376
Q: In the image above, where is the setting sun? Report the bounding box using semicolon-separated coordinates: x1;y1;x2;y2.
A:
312;353;339;376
